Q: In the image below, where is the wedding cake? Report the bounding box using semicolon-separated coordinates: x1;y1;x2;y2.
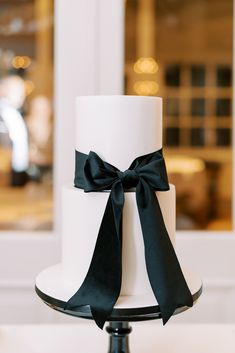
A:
62;95;175;295
36;95;202;329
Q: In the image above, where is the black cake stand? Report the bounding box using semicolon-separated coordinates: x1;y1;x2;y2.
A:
35;268;202;353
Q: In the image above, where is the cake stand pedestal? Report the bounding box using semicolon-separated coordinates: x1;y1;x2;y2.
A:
35;267;202;353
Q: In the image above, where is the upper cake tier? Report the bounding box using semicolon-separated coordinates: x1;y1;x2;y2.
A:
76;95;162;170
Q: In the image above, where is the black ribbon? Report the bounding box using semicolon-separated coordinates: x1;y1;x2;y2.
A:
64;149;193;329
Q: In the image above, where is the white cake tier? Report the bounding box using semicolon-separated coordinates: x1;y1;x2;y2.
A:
36;264;202;309
76;95;162;171
62;184;175;296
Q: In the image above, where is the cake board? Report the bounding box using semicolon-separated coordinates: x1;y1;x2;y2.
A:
35;264;202;353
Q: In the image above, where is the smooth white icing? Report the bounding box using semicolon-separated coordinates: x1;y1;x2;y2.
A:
61;95;175;297
35;95;202;310
36;264;202;308
62;185;175;296
75;95;162;170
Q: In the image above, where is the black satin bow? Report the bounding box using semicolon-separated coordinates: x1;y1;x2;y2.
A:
65;150;193;329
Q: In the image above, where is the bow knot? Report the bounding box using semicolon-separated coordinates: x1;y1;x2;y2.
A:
65;150;193;329
117;169;139;189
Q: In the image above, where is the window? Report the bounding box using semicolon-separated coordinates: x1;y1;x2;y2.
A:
0;0;54;231
125;0;233;230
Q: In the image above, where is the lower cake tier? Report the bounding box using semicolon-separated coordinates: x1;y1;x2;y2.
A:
62;184;176;296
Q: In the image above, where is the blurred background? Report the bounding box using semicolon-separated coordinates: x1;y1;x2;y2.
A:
0;0;53;231
125;0;233;231
0;0;232;234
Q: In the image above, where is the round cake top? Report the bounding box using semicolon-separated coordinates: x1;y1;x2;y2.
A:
76;95;162;170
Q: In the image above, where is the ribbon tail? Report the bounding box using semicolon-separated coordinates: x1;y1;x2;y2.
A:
136;180;193;325
64;192;123;329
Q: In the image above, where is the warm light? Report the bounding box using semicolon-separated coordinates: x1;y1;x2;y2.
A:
22;56;31;68
24;80;35;95
166;156;205;174
133;57;158;74
12;55;31;69
12;56;24;68
133;80;159;95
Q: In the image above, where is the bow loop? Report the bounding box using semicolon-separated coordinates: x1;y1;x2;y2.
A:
138;160;170;191
83;151;119;192
66;149;193;329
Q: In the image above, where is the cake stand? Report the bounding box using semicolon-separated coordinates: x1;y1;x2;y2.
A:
35;264;202;353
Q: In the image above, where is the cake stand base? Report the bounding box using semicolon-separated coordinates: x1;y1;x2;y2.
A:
106;322;132;353
35;265;202;353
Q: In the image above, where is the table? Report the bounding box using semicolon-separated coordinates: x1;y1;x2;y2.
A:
0;324;234;353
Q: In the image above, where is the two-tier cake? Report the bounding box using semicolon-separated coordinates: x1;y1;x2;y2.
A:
36;95;202;328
